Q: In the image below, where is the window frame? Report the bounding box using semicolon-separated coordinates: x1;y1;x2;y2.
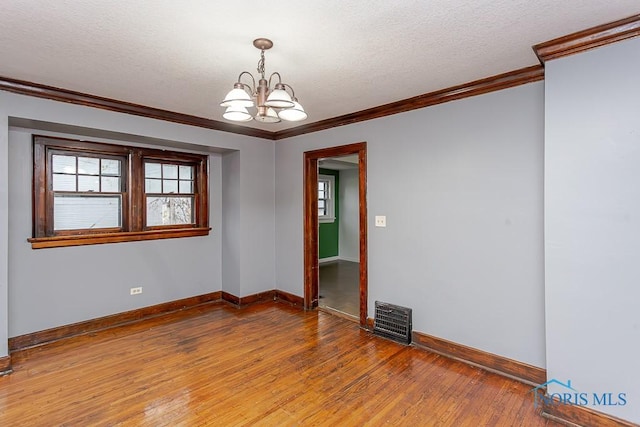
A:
30;135;210;249
141;155;204;231
318;174;335;223
44;144;130;236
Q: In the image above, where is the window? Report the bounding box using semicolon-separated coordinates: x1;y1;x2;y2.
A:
51;152;125;231
30;136;209;248
318;174;335;223
145;162;195;227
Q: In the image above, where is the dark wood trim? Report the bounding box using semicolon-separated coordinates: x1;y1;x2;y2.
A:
221;290;299;307
274;66;543;140
8;289;302;353
130;147;145;231
366;317;374;330
304;142;368;159
357;146;368;327
9;291;222;351
275;290;305;307
0;76;273;140
304;142;368;327
31;141;47;238
222;290;277;307
412;330;546;386
542;396;638;427
533;14;640;63
221;291;240;305
0;355;12;376
1;66;542;142
28;227;211;249
303;155;319;311
241;290;276;305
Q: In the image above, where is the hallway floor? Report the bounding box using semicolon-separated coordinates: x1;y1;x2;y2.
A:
319;260;359;317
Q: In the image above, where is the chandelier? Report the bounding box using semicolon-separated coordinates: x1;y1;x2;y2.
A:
220;38;307;123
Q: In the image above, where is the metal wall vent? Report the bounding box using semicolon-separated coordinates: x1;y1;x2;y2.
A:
373;301;412;344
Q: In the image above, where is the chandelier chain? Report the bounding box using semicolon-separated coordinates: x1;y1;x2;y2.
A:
257;49;266;79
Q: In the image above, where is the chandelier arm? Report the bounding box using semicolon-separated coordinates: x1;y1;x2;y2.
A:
237;71;256;95
267;72;283;88
281;83;297;100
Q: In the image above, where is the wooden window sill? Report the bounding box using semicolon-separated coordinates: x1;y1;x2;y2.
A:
28;227;211;249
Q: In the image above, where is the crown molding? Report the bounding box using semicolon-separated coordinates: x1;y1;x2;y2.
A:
533;14;640;63
0;66;542;142
0;76;274;140
273;65;543;140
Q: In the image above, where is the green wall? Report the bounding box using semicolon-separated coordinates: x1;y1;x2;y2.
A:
318;168;339;259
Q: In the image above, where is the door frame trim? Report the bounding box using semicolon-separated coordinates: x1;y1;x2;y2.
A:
303;142;368;326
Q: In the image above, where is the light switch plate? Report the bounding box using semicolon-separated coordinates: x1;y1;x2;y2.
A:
375;215;386;227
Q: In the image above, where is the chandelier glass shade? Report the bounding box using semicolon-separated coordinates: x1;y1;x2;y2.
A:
220;84;254;108
277;101;307;122
222;105;252;122
220;38;307;123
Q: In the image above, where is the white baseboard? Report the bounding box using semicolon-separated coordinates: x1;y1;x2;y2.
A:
339;256;359;263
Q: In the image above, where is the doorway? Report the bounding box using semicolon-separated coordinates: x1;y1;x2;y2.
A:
318;156;359;317
303;142;367;327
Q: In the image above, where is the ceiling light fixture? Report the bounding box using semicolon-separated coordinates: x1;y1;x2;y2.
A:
221;38;307;123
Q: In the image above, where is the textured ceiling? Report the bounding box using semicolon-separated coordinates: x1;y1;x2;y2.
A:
0;1;638;132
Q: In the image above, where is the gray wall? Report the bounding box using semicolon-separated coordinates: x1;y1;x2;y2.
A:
222;151;241;297
338;168;359;262
545;37;640;422
7;128;222;336
275;82;546;367
0;90;276;347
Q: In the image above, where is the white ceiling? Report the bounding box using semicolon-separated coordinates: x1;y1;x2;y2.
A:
0;1;638;132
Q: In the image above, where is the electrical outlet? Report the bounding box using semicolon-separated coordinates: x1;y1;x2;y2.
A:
130;287;143;295
375;215;387;227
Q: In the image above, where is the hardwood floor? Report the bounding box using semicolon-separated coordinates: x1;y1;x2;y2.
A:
319;260;360;317
0;301;560;426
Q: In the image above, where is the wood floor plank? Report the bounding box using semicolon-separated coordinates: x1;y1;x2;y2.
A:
0;301;560;426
